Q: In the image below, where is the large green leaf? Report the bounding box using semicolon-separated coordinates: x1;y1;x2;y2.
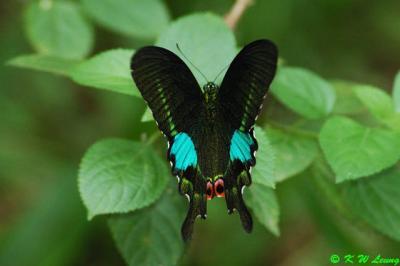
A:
342;165;400;241
355;85;393;116
108;188;185;266
78;139;169;219
156;13;237;86
312;159;400;242
24;1;93;59
394;71;400;112
271;67;336;119
252;126;276;188
319;116;400;182
245;183;280;236
244;127;279;235
81;0;170;39
71;49;138;96
245;127;279;235
267;126;318;182
7;54;80;76
354;85;400;132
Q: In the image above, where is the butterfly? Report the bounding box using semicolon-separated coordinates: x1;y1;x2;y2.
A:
131;39;278;241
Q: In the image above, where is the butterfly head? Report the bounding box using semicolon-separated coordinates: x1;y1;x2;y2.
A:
203;82;218;102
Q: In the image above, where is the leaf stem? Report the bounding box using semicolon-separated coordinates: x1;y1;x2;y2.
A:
224;0;254;30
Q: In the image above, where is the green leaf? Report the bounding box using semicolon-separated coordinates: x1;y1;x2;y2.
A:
108;189;185;266
244;127;279;235
252;126;276;188
267;126;318;182
312;159;400;241
342;165;400;241
156;12;237;86
271;67;336;119
7;54;80;76
81;0;170;39
245;184;280;236
319;116;400;182
24;0;93;59
394;71;400;112
354;85;393;116
71;49;139;96
331;80;364;115
354;85;400;132
78;138;169;219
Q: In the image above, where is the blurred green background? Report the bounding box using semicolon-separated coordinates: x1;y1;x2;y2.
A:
1;0;399;265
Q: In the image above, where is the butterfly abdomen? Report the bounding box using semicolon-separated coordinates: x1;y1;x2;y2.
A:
192;111;232;179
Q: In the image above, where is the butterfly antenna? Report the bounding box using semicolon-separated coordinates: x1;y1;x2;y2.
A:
176;43;209;83
213;64;230;83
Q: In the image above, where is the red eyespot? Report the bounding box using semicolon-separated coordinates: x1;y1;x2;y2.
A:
214;179;225;198
206;181;214;200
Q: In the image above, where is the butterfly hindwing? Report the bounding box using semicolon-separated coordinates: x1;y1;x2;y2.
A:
229;129;257;166
219;40;278;231
169;132;198;173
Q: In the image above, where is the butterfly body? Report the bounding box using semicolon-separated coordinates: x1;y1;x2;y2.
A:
131;39;278;241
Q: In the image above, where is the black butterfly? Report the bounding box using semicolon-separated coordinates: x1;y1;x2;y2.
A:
131;39;278;241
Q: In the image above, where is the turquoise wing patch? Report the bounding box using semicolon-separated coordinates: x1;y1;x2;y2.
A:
170;132;198;171
230;130;255;162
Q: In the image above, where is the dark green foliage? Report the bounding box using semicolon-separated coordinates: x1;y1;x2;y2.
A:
3;0;400;265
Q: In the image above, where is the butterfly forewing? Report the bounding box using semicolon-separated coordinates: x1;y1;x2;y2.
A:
218;39;278;131
131;46;203;139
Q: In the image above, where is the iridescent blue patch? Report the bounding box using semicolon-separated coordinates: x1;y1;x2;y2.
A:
230;130;254;162
170;132;198;170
